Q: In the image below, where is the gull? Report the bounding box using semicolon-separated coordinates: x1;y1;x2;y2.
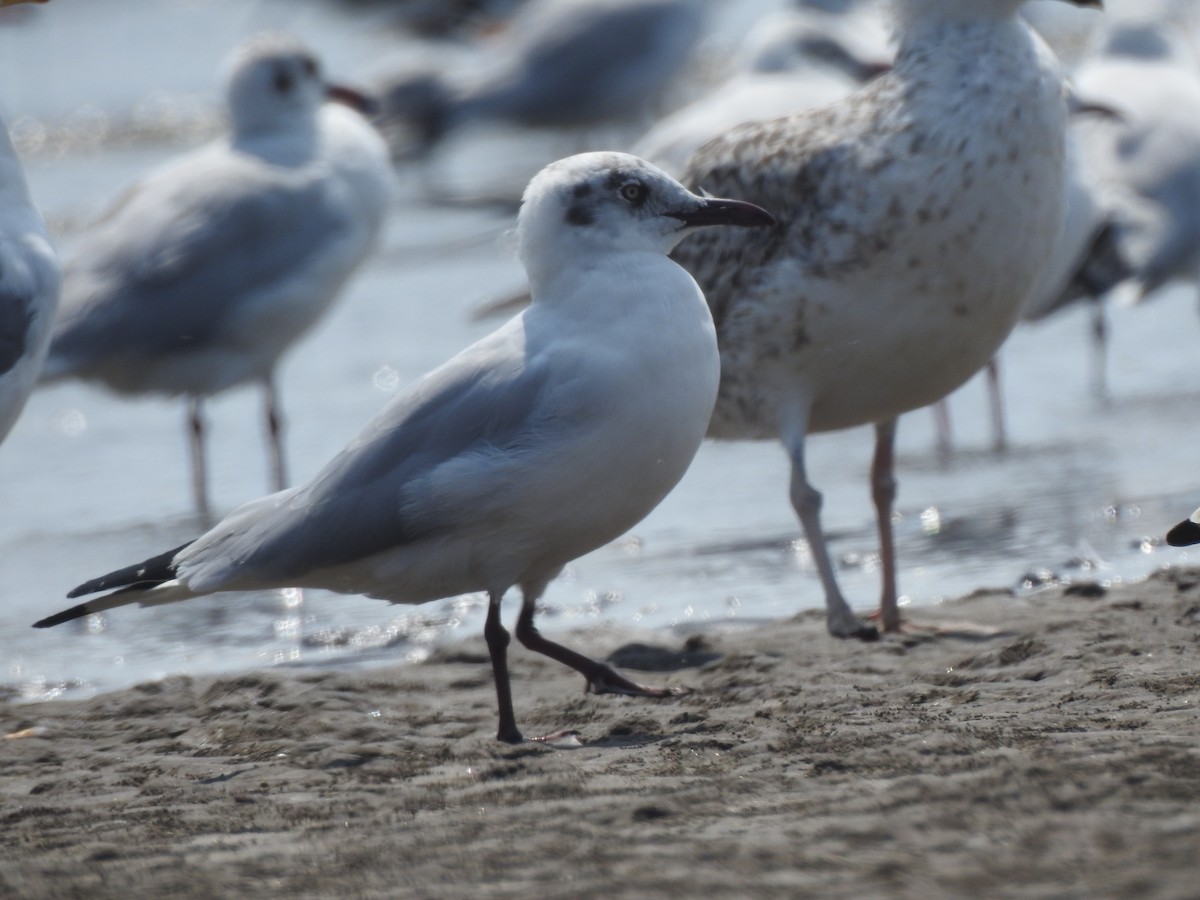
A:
633;3;892;179
671;0;1101;638
376;0;704;158
1070;19;1200;303
38;35;393;521
33;152;775;744
0;115;60;446
1166;508;1200;546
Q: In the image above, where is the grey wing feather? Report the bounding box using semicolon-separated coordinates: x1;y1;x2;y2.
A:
186;321;558;584
46;149;356;373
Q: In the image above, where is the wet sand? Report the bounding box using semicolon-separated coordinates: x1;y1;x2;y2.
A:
3;570;1200;899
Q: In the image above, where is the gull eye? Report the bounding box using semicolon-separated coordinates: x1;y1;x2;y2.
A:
274;69;295;94
619;181;649;206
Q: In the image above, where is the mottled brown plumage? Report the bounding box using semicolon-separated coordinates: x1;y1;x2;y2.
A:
670;0;1099;636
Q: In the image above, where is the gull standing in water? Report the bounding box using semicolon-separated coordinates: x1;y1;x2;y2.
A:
39;35;393;521
672;0;1102;638
0;116;59;446
33;152;775;744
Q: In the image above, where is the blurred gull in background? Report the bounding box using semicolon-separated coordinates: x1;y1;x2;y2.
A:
38;35;393;522
374;0;705;160
0;113;59;447
1072;18;1200;305
633;0;892;178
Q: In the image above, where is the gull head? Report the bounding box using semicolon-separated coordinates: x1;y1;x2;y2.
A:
517;152;775;278
223;35;374;137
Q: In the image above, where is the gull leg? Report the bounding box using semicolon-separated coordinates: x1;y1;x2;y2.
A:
985;358;1007;453
784;425;878;640
263;374;289;491
483;590;523;744
871;418;901;633
1090;301;1108;404
514;586;683;698
867;418;997;638
186;396;212;524
932;399;952;461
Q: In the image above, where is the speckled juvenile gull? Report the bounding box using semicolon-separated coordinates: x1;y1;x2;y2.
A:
672;0;1101;638
376;0;704;156
33;152;775;744
0;115;59;446
38;35;393;520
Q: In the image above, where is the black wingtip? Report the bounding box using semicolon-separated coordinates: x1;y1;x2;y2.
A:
1166;519;1200;548
33;603;94;629
65;541;192;599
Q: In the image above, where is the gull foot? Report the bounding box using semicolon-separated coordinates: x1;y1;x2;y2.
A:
528;730;585;748
583;665;690;698
866;609;1006;640
826;614;881;642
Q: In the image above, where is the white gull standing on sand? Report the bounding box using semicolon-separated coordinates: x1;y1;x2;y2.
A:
1071;19;1200;303
32;152;775;744
38;36;393;521
671;0;1102;638
0;115;59;446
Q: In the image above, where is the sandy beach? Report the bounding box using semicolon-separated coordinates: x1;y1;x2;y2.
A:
3;570;1199;899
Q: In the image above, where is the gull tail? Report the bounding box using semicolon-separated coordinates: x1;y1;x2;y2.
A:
33;541;194;628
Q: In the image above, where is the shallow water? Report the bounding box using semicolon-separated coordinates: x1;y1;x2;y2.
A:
3;0;1200;702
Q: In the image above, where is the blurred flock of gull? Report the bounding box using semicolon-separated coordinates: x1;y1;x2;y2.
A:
4;0;1200;700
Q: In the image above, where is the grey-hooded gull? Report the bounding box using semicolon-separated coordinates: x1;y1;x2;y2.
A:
671;0;1102;638
633;3;893;179
0;115;59;446
38;35;393;521
33;151;775;745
